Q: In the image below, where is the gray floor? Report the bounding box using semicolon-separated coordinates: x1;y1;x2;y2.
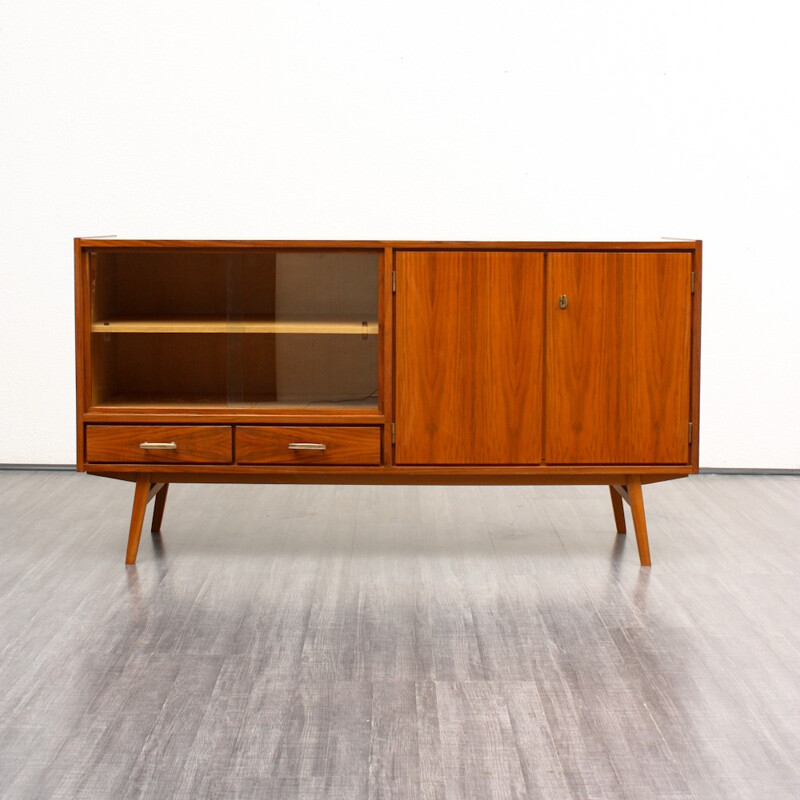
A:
1;472;799;800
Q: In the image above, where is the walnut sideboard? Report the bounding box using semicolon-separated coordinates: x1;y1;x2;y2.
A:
74;239;702;565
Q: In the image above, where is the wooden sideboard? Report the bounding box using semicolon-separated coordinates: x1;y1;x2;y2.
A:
74;239;702;565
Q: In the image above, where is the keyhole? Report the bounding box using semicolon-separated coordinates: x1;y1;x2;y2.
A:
558;295;568;310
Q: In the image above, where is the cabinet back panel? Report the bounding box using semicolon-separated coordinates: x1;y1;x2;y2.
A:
92;333;229;405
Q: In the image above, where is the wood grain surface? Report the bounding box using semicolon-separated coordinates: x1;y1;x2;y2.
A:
236;426;382;465
546;252;692;464
76;238;699;250
396;251;544;465
90;318;379;334
86;425;233;464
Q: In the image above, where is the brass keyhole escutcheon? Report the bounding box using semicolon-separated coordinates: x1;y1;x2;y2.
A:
558;295;568;310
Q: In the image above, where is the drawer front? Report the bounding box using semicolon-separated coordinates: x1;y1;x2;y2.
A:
86;425;233;464
236;426;382;465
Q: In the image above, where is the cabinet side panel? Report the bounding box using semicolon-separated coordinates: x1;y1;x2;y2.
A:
74;240;88;470
546;252;692;464
690;242;702;471
396;251;544;465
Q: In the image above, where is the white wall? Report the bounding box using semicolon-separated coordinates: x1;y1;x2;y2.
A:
1;0;798;468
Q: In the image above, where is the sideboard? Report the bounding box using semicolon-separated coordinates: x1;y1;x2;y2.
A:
74;239;702;565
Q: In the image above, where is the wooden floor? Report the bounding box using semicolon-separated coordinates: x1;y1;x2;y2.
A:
1;471;799;799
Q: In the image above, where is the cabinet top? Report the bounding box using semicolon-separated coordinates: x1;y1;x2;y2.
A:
75;238;701;251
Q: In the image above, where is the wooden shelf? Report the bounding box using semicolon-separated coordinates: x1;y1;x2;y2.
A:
90;318;379;335
93;393;379;410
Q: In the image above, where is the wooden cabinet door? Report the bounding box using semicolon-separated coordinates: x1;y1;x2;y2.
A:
396;251;544;464
546;252;693;464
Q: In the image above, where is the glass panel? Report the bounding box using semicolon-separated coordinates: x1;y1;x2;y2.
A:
88;249;380;410
231;252;379;408
90;332;229;406
89;250;230;407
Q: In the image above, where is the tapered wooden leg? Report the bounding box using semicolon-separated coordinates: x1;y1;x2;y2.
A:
609;485;627;534
151;484;169;533
626;476;651;567
126;475;151;565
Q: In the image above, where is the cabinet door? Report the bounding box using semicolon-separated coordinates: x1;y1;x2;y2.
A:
396;251;544;464
546;252;692;464
87;249;379;409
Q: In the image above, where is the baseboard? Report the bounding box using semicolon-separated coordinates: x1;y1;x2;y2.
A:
0;464;77;471
699;467;800;476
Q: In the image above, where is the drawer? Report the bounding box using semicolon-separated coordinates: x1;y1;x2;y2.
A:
86;425;232;464
236;426;382;465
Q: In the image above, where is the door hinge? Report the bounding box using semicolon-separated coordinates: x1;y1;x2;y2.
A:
691;272;695;294
392;270;396;293
391;422;396;444
689;422;693;445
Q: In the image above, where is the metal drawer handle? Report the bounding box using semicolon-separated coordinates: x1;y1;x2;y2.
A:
288;442;327;451
139;442;177;450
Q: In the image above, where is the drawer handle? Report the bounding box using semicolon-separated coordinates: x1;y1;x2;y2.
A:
288;442;327;451
139;441;178;450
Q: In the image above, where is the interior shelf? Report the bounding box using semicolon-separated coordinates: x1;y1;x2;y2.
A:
92;393;379;410
91;318;380;335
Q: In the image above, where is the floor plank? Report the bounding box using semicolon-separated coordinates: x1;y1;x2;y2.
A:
0;472;799;799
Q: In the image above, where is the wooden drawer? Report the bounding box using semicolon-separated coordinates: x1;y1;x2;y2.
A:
236;426;382;465
86;425;232;464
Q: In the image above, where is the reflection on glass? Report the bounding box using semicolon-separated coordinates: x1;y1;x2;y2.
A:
89;249;380;409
